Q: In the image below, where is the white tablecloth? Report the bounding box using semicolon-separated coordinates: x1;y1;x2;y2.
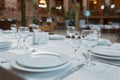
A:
0;32;120;80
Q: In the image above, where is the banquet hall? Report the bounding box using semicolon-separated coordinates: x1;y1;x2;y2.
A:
0;0;120;80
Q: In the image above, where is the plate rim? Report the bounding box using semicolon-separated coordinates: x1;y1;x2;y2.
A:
91;47;120;57
9;58;71;72
16;52;69;69
91;52;120;60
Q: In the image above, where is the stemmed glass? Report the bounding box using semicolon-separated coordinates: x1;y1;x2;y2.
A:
10;24;17;37
81;30;105;71
18;26;29;50
10;24;20;48
66;26;75;38
68;29;81;62
11;24;17;32
32;24;40;32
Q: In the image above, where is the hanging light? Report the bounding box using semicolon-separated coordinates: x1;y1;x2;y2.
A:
39;0;46;4
101;5;105;9
38;0;47;8
110;4;115;8
93;0;97;5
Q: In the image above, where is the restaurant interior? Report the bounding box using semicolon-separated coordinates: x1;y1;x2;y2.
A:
0;0;120;80
0;0;120;42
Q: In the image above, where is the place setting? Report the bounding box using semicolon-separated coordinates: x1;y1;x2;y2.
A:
9;51;72;72
89;46;120;66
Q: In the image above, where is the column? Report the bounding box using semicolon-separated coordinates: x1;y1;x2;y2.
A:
49;0;56;11
82;0;87;11
5;0;17;9
105;0;111;6
63;0;69;13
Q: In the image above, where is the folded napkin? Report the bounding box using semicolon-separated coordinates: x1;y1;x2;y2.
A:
97;38;112;46
49;34;65;40
33;32;49;45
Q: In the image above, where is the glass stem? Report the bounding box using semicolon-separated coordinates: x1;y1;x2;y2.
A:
87;49;91;65
74;48;78;61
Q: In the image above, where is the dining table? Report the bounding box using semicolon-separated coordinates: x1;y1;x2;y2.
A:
0;30;120;80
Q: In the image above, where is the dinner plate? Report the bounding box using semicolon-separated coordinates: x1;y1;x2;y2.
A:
97;38;112;46
9;56;71;72
91;46;120;57
91;53;120;60
16;52;69;69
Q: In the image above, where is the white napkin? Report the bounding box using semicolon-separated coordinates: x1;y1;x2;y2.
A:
33;32;49;45
49;34;65;40
97;39;112;46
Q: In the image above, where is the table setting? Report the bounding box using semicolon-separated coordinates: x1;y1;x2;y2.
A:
0;27;120;80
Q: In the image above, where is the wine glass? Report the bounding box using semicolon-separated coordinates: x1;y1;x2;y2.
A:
32;24;40;32
11;24;17;31
74;31;80;39
89;25;101;37
10;24;17;36
18;26;29;49
81;30;105;71
66;26;75;38
68;31;81;62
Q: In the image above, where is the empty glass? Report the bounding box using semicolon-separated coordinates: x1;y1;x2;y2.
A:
11;24;17;31
31;24;40;32
81;30;99;62
66;26;75;38
18;26;29;49
68;31;81;61
81;30;105;71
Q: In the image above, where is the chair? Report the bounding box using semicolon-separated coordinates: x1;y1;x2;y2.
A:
0;21;11;30
39;22;54;32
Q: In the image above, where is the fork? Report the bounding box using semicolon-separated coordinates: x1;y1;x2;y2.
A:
54;63;84;80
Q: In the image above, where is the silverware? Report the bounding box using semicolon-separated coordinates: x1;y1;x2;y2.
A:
54;63;84;80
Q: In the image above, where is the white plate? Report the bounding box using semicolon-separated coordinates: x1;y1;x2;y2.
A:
91;46;120;57
97;38;112;46
16;52;69;69
49;35;65;40
9;57;71;72
91;53;120;60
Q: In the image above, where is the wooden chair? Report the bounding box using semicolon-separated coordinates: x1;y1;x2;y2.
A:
39;22;54;32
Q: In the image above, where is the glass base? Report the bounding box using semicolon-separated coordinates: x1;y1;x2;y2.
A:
83;61;106;72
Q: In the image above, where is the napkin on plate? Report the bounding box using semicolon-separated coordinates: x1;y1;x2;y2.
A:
49;34;65;40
